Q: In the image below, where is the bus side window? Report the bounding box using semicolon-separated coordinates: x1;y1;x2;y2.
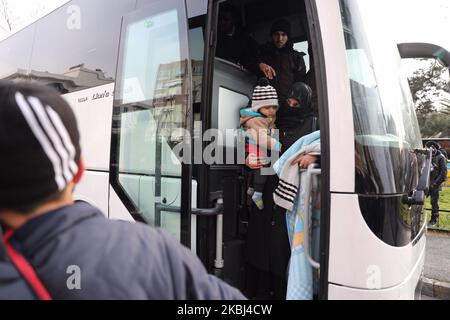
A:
0;25;35;81
29;0;136;94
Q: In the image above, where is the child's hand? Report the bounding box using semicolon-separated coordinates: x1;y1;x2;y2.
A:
246;153;266;169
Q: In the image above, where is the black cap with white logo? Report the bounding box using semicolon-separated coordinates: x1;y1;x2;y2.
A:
0;81;81;209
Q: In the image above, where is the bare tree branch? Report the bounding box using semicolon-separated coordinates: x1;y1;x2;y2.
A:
0;0;13;32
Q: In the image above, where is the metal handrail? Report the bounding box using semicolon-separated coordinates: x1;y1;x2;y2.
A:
302;164;321;270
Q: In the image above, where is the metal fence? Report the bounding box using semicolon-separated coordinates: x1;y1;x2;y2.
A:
426;186;450;232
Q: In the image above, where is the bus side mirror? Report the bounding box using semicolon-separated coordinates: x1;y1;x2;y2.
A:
398;42;450;67
402;149;432;206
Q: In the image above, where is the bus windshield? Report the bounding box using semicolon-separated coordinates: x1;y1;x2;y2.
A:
340;0;424;195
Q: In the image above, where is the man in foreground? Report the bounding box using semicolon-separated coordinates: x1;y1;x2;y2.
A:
0;81;245;300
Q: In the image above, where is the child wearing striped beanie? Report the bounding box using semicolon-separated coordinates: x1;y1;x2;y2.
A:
240;78;281;210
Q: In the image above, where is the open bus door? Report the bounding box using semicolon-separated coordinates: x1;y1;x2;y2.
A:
110;0;224;257
199;0;328;296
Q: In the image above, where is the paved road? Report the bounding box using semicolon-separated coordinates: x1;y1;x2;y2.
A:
424;232;450;283
421;294;439;300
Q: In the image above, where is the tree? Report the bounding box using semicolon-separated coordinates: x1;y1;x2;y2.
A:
0;0;12;33
407;58;450;138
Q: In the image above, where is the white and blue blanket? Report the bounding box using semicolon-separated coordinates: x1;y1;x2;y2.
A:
273;131;321;300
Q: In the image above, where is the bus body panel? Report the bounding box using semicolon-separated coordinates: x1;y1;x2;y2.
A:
186;0;208;18
73;171;110;217
328;193;426;289
328;244;425;299
62;83;115;171
315;0;355;193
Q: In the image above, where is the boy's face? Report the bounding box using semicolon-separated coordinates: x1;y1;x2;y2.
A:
259;105;277;118
287;98;300;108
272;31;288;49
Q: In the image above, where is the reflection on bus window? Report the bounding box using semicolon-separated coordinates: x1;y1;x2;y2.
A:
113;4;191;241
28;0;135;93
120;9;182;104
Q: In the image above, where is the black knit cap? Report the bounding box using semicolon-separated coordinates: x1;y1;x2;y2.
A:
425;141;441;150
0;81;81;210
270;18;291;38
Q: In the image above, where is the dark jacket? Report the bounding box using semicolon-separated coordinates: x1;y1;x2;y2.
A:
0;203;245;300
253;42;307;103
0;229;35;300
276;81;318;138
430;151;448;189
245;174;290;278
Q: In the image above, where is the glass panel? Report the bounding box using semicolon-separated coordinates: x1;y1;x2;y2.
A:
339;0;424;195
294;41;310;73
402;58;450;139
29;0;135;94
190;27;204;104
339;0;428;245
218;87;250;151
114;1;191;241
0;25;35;80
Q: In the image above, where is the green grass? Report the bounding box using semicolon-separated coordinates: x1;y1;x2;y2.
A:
425;186;450;231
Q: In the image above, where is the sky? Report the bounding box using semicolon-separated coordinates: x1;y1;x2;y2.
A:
0;0;449;47
0;0;449;79
0;0;69;38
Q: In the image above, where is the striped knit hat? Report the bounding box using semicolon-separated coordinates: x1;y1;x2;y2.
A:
0;81;81;210
251;78;279;113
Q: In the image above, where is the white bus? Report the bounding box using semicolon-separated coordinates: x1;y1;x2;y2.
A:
1;0;449;299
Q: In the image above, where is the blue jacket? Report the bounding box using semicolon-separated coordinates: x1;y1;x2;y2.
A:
0;203;245;300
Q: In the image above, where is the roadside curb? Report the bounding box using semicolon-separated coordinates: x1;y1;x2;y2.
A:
421;277;450;300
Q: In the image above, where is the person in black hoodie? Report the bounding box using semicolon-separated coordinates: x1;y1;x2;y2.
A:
425;141;448;227
254;18;307;103
0;81;245;300
277;81;318;153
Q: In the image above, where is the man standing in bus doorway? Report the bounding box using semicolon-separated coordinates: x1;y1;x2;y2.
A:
252;19;313;152
254;19;307;103
0;81;245;300
426;141;448;227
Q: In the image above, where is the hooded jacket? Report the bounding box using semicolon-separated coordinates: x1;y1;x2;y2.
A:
240;108;280;152
254;42;307;102
430;150;448;189
0;202;245;300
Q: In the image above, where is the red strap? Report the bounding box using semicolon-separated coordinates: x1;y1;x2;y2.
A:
2;229;52;300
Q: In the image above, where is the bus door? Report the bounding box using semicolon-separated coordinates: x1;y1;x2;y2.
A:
200;0;326;294
110;0;204;250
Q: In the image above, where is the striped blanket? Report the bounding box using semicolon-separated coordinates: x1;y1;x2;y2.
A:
273;131;321;300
